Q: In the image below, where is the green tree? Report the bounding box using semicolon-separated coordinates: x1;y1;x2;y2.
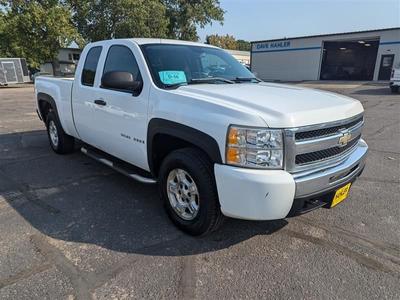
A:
236;39;251;51
206;34;251;51
163;0;224;41
67;0;169;42
206;34;237;50
0;0;81;68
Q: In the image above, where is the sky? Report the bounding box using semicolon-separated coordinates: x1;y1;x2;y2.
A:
198;0;400;42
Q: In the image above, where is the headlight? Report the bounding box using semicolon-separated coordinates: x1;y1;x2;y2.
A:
226;126;284;169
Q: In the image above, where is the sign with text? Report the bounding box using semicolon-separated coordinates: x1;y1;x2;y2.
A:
254;41;291;52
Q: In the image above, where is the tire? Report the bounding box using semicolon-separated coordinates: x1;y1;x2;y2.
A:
390;86;399;93
158;148;224;236
46;111;75;154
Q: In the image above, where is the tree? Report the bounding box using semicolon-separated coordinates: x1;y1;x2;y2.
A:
163;0;224;41
206;34;237;50
206;34;251;51
236;39;251;51
67;0;169;42
0;1;81;68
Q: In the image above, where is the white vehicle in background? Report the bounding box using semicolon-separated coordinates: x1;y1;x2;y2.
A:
34;38;368;236
390;65;400;93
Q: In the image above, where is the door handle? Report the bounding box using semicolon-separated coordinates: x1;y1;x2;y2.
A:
94;99;107;106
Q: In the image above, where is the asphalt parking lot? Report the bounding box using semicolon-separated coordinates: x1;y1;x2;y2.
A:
0;83;399;299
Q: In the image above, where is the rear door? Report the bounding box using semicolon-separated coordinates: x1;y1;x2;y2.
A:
93;43;150;170
1;62;18;83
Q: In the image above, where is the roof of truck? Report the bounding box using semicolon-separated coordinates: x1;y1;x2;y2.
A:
131;38;216;48
86;38;219;51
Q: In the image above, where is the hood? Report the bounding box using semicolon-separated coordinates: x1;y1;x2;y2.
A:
173;82;364;128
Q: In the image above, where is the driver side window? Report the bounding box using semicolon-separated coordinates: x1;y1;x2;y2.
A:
103;45;142;81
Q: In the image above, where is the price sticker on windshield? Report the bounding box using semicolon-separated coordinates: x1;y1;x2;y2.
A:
159;71;187;85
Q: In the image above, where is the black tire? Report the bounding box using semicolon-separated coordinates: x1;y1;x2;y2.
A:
390;86;399;93
158;148;224;236
46;111;75;154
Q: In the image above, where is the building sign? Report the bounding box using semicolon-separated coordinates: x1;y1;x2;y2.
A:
255;41;291;51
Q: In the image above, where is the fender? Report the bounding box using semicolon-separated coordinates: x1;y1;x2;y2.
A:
147;118;223;173
37;92;60;123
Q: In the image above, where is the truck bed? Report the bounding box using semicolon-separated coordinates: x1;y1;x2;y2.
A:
35;76;78;137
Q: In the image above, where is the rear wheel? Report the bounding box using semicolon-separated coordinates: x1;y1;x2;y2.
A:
159;148;224;236
46;111;75;154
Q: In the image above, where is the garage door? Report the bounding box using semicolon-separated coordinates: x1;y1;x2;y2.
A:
320;39;379;81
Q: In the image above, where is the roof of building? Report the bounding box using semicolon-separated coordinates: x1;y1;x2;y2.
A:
225;49;250;56
251;27;400;44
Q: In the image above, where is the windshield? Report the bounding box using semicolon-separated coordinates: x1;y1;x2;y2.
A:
140;44;257;88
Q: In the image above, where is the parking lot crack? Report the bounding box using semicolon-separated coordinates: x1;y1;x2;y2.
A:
0;263;52;290
30;234;92;300
179;256;196;300
283;228;400;278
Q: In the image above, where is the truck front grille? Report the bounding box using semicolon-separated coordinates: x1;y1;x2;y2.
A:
295;116;363;141
295;135;360;165
284;114;364;173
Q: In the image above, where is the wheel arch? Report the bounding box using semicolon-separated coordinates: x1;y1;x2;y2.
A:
37;92;60;123
147;118;223;176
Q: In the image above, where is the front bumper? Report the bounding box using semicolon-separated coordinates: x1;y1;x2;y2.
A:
390;81;400;87
214;139;368;220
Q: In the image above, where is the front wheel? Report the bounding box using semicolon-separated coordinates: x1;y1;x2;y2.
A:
158;148;224;236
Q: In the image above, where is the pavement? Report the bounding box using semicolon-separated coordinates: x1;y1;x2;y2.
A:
0;83;399;300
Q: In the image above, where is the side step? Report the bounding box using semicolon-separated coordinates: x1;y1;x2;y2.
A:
81;147;157;184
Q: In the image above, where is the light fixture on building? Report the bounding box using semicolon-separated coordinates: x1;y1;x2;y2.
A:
365;43;371;47
340;47;347;50
358;41;365;44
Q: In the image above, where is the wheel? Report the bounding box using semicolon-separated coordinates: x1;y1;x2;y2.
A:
46;111;75;154
158;148;224;236
390;86;399;93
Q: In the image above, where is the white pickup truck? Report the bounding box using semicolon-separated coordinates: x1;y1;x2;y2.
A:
35;39;368;235
390;66;400;93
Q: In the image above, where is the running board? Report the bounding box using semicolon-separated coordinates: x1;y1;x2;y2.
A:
81;147;157;184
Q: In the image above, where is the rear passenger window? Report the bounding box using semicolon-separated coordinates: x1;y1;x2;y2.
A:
81;46;102;86
103;45;142;82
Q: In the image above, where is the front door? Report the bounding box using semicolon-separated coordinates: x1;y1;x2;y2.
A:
93;43;149;170
378;54;394;80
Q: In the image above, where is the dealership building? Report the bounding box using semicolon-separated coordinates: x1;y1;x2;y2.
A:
251;28;400;81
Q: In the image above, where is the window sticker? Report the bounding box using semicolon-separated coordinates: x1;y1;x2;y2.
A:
158;70;187;85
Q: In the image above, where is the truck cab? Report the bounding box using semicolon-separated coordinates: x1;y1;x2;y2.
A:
35;39;368;235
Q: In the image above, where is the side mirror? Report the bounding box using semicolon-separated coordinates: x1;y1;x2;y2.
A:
101;71;142;93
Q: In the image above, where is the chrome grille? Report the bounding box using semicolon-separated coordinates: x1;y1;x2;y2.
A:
295;116;363;141
295;135;361;165
284;114;364;173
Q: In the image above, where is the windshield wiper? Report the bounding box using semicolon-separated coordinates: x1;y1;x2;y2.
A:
234;77;262;83
164;77;235;89
190;77;235;84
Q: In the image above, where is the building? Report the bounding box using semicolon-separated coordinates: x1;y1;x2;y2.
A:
251;28;400;81
40;42;82;76
226;49;251;65
0;58;30;85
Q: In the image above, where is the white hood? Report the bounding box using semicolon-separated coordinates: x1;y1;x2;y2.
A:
174;82;364;128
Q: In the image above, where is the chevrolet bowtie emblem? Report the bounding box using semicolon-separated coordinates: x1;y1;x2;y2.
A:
338;130;352;147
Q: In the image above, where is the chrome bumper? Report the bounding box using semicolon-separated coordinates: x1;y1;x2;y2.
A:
293;139;368;198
